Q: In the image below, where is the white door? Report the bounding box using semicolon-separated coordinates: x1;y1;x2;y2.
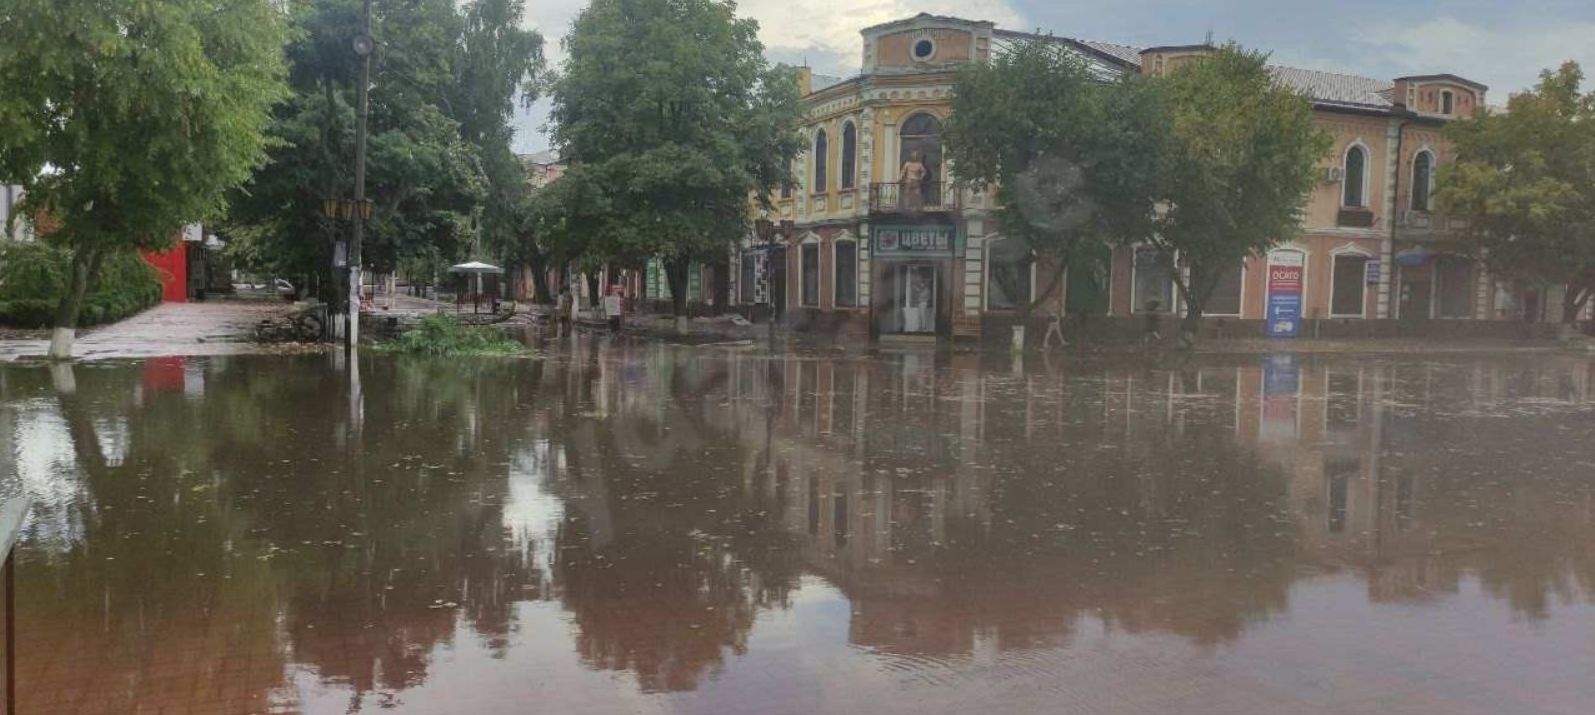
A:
899;264;936;334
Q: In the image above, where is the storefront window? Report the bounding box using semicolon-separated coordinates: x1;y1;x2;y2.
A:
1133;247;1174;312
835;240;857;307
987;237;1031;310
1332;254;1369;316
739;252;756;304
1437;255;1472;318
801;243;820;307
1208;262;1244;315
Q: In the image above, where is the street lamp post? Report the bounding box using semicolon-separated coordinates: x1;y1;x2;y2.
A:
348;0;375;353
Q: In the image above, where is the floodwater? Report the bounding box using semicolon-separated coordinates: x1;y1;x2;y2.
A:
2;339;1594;714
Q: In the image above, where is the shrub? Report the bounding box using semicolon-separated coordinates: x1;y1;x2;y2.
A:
377;314;524;356
0;242;163;327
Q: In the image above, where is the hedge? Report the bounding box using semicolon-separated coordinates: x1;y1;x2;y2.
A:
0;242;163;328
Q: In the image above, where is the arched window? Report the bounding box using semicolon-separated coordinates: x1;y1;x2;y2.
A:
812;130;828;193
1411;150;1433;212
840;122;857;190
899;113;942;180
1342;145;1367;208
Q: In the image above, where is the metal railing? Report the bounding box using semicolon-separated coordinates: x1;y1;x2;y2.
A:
2;498;28;715
868;181;959;214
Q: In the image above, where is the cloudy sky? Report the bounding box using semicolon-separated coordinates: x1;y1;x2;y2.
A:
510;0;1595;153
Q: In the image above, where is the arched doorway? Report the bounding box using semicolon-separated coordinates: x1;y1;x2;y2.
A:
897;113;943;208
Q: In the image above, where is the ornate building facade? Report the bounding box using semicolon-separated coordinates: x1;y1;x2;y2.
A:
734;13;1581;343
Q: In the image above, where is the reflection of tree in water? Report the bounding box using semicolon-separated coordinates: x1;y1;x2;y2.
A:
544;355;803;691
8;362;288;712
240;357;544;696
10;356;548;708
1371;370;1595;618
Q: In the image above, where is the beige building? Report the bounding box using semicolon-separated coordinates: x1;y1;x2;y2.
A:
735;13;1576;343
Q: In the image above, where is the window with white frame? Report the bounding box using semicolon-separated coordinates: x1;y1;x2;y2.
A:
800;241;820;307
834;239;857;307
1411;150;1434;212
840;122;857;190
739;252;757;304
812;130;828;194
1132;246;1174;312
1440;90;1454;115
986;236;1033;310
1343;145;1368;208
1331;253;1370;317
1207;262;1245;315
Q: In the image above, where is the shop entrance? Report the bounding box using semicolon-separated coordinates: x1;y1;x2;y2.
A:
897;263;937;334
877;262;942;336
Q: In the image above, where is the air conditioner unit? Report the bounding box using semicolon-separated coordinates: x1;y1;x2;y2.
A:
1323;166;1343;183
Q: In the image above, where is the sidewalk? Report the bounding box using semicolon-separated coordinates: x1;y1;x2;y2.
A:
0;300;301;361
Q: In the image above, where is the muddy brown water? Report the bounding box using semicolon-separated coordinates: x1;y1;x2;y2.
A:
2;340;1593;714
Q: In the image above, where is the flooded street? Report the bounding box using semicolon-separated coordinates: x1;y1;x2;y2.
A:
3;339;1594;714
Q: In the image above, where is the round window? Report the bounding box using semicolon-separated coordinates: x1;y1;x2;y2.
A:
912;39;935;61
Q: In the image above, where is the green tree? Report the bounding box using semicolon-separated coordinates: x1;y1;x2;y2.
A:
0;0;290;358
227;0;540;303
551;0;803;322
944;41;1163;327
1436;62;1595;323
1149;46;1330;341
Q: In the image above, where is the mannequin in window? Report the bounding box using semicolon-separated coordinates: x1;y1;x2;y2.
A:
899;151;927;209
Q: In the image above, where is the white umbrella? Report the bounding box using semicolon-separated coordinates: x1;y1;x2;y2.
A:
448;261;504;274
448;261;504;313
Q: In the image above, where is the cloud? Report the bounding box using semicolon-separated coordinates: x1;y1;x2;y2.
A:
511;0;1027;151
739;0;1027;75
1349;16;1595;100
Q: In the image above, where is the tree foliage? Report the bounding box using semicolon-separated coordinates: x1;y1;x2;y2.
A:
0;0;290;356
1148;46;1331;337
227;0;542;297
1436;62;1595;322
549;0;804;316
945;41;1163;317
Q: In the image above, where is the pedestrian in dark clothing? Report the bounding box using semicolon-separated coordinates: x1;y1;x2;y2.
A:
1142;300;1162;344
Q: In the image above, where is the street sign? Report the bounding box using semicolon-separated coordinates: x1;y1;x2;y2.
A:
1365;259;1381;285
1265;250;1304;338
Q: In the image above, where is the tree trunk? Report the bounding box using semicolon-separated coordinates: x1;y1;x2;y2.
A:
586;271;600;308
47;246;102;361
1171;263;1203;349
665;257;690;334
711;255;731;316
529;254;552;304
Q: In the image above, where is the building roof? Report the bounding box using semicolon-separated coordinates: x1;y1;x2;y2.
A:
991;31;1409;111
810;73;849;92
1394;73;1489;91
1267;65;1396;109
520;149;560;166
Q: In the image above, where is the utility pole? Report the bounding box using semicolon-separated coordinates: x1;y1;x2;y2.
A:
348;0;375;352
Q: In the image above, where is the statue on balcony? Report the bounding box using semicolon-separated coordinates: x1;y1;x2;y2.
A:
899;151;927;209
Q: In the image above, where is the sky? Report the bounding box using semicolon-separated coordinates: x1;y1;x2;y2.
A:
509;0;1595;154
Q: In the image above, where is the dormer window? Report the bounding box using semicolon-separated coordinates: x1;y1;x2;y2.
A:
912;38;935;62
1441;90;1454;115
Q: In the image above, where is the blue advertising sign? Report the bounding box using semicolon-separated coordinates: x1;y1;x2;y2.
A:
1265;251;1305;338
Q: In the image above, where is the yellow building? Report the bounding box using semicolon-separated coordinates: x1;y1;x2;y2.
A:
734;13;1574;343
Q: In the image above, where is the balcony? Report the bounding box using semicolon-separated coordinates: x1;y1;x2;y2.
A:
868;182;959;214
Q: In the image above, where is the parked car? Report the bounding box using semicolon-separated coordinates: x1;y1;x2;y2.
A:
274;278;296;301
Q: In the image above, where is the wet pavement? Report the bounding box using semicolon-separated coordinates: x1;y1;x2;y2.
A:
1;338;1593;714
0;302;294;361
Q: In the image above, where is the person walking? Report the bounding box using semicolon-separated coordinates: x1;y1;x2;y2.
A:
1042;309;1067;350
